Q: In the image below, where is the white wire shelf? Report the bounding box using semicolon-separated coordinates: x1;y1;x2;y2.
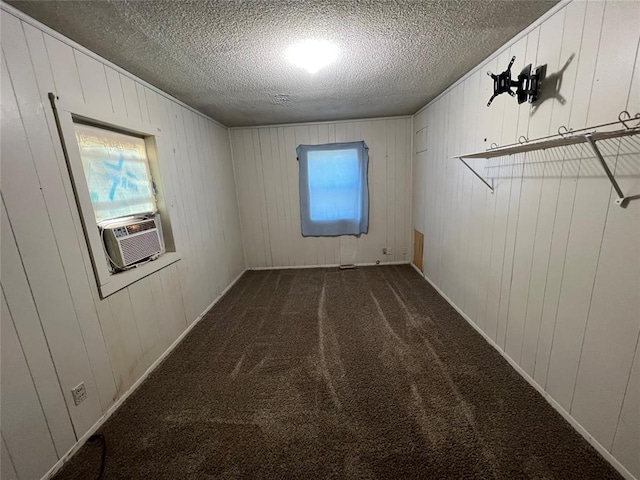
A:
452;111;640;208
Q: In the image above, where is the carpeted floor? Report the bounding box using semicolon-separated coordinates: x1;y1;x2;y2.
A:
54;265;621;480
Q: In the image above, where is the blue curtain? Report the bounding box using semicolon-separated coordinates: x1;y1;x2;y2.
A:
297;141;369;237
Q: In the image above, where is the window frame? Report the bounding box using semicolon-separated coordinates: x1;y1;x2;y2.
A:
51;93;180;298
297;141;370;237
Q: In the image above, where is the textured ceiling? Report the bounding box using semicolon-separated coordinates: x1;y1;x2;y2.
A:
8;0;557;127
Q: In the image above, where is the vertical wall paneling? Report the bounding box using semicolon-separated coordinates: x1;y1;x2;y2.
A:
42;33;84;107
532;0;607;387
1;202;76;457
107;289;146;385
569;167;640;447
1;40;104;435
3;15;119;412
259;127;280;267
611;343;640;477
1;434;18;480
585;1;639;128
21;22;133;402
1;289;59;480
385;120;397;263
119;74;142;122
500;34;534;358
412;1;640;478
231;129;253;268
457;76;475;314
127;279;164;370
395;119;408;264
494;36;528;350
518;0;587;375
545;0;639;413
473;57;499;333
231;118;412;268
369;120;389;264
1;6;245;478
464;71;487;323
483;48;516;344
440;86;457;300
135;82;150;125
73;51;111;117
104;66;126;116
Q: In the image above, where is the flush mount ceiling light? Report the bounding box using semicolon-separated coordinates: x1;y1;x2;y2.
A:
285;39;339;74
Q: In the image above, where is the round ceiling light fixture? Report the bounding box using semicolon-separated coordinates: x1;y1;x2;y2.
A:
285;39;339;74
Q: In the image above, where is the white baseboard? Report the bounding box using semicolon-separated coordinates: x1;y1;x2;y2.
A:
411;267;636;480
249;261;410;270
41;269;248;480
409;262;423;276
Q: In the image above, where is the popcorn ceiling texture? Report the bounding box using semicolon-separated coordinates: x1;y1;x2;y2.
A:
9;0;557;127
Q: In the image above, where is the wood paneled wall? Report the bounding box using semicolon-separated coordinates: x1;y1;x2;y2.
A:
230;118;412;268
0;7;244;479
412;1;639;478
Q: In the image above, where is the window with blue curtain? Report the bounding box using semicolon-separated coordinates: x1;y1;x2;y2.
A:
297;141;369;237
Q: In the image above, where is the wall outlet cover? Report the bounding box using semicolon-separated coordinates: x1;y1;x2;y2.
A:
71;382;87;406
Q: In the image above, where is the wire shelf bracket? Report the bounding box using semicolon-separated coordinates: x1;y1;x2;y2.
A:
454;111;640;208
458;158;494;193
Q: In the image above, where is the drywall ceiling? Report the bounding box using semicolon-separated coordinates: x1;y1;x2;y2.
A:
7;0;558;127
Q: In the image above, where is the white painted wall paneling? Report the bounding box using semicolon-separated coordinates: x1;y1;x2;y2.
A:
230;118;412;268
412;1;640;478
0;7;245;480
1;289;59;480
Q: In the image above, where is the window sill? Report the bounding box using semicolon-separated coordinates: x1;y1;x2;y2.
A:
99;252;181;298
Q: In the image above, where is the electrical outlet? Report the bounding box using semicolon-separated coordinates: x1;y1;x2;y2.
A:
382;247;388;255
402;247;408;255
386;248;393;255
71;382;87;406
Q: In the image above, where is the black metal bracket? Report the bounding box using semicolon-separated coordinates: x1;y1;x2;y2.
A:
487;56;544;107
487;56;517;106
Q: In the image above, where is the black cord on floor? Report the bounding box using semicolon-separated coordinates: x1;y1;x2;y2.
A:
88;434;107;480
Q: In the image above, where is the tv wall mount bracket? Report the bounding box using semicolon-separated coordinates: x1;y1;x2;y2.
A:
487;56;545;107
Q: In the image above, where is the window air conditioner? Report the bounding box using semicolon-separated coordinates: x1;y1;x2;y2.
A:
102;217;163;270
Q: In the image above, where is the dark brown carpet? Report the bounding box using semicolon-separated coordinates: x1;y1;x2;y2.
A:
54;265;621;480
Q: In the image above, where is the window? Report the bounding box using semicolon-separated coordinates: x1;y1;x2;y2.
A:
297;141;369;237
74;123;157;224
51;93;179;298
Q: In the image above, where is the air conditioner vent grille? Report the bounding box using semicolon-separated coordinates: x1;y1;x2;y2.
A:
126;219;156;235
120;230;162;265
